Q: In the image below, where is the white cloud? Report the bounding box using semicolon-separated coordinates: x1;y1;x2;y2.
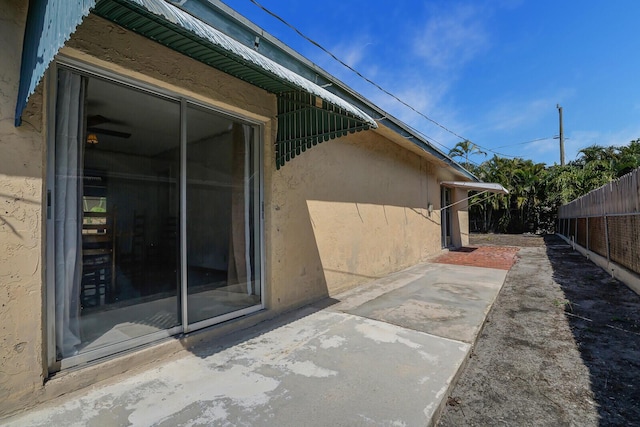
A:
484;97;554;132
329;39;374;69
387;79;450;119
360;76;467;150
413;4;490;70
298;2;509;154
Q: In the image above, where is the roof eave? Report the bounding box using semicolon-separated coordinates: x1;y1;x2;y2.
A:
179;0;478;181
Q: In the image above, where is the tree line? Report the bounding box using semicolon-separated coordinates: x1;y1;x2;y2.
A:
449;139;640;234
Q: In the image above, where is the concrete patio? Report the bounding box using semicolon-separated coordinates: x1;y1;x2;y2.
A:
4;251;514;426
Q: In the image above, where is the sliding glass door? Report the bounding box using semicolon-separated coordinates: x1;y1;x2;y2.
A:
185;105;261;327
49;65;262;368
441;187;452;248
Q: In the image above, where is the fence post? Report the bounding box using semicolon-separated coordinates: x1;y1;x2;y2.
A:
604;215;611;262
586;216;589;251
601;189;610;262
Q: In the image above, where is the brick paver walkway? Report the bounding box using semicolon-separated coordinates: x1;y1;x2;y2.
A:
432;246;519;270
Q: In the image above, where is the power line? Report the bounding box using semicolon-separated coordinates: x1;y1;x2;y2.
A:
247;0;526;162
248;1;472;142
399;121;516;167
478;148;518;159
493;136;554;150
400;120;522;163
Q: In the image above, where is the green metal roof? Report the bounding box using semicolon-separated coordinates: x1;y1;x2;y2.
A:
276;92;372;168
16;0;475;178
94;0;290;93
93;0;376;168
15;0;96;126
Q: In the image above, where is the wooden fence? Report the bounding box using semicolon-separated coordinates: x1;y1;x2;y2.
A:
558;167;640;276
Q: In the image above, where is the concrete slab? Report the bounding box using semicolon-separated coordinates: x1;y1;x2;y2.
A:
330;262;507;343
4;311;469;427
4;261;507;427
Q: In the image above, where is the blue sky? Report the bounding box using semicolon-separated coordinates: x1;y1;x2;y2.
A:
226;0;640;167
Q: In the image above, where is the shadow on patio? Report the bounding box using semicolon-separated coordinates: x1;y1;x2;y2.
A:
545;234;640;425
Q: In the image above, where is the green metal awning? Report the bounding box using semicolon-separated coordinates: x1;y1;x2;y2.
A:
16;0;376;168
275;92;373;168
15;0;96;126
92;0;377;168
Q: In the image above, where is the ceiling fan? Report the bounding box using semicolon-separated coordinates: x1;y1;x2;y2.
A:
87;115;131;139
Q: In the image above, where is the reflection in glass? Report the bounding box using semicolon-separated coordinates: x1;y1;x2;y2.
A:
186;105;260;324
53;69;261;363
54;71;181;358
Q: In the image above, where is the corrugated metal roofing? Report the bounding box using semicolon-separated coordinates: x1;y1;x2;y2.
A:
93;0;377;167
15;0;96;126
16;0;376;167
184;0;477;181
93;0;377;130
275;92;372;168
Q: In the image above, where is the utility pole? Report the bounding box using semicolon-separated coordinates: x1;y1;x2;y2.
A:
556;104;565;166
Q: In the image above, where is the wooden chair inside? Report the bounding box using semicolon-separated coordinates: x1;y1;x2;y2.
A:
81;211;116;309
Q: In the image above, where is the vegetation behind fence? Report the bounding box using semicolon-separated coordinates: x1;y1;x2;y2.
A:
558;167;640;275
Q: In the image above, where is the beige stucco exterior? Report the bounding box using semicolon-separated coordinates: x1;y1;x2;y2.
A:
268;129;467;309
1;0;47;416
0;3;472;417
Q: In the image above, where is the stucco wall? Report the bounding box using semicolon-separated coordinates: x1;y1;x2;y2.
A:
64;14;275;123
0;8;472;417
1;11;278;417
267;128;454;309
0;0;47;416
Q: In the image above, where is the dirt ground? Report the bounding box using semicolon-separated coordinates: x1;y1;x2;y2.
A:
437;233;640;427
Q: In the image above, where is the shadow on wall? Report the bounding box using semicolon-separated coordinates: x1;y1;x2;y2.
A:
0;85;45;239
544;235;640;425
306;200;439;292
0;193;41;238
273;130;451;301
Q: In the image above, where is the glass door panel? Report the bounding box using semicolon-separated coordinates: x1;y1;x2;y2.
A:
441;187;452;248
53;67;262;366
54;70;181;359
186;104;261;325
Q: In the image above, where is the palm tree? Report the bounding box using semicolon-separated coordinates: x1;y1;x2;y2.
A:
514;161;546;231
474;155;513;232
467;137;640;234
573;144;619;193
448;139;487;167
616;139;640;176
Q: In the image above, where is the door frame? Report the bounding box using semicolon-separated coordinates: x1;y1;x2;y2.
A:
441;186;452;248
45;57;266;371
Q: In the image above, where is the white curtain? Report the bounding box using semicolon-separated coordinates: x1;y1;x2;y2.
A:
242;124;252;295
54;68;85;357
